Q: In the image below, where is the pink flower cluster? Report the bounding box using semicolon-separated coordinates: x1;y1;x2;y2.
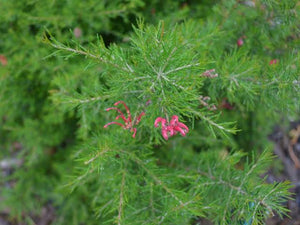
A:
154;115;189;140
0;55;7;66
269;59;278;65
237;35;246;47
103;101;145;138
104;101;189;140
202;69;218;78
237;38;244;47
199;96;217;111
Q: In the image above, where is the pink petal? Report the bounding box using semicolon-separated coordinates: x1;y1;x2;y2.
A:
135;112;145;125
115;114;128;123
132;128;137;138
114;101;132;122
154;117;167;128
162;128;169;140
103;122;124;128
170;115;179;126
171;115;179;121
237;38;243;47
0;55;7;66
177;122;189;132
269;59;278;65
106;107;127;122
173;126;187;136
167;125;175;136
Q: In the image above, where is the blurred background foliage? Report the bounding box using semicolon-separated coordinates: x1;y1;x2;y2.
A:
0;0;299;224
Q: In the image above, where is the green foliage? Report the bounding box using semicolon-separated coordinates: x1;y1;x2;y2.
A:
0;0;299;224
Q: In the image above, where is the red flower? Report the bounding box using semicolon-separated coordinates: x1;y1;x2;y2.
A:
237;38;244;47
202;69;218;78
220;98;234;110
0;55;7;66
104;101;145;138
154;115;189;140
73;27;82;38
269;59;278;65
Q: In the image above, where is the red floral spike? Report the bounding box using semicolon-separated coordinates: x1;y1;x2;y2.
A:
104;101;145;138
202;69;218;78
0;55;7;66
154;117;167;128
103;122;124;128
132;128;137;138
73;27;82;38
220;98;234;110
105;107;127;122
154;115;189;140
114;101;132;123
136;112;145;125
269;59;278;65
237;38;244;47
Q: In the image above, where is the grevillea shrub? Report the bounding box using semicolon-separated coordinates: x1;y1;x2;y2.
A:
0;1;299;224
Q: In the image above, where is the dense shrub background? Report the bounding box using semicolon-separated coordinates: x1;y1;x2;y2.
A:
0;0;299;224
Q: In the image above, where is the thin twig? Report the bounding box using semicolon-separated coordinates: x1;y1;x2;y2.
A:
237;161;258;195
288;125;300;168
141;161;183;205
230;68;254;78
158;199;195;225
150;182;155;218
50;43;130;73
84;149;111;165
251;188;276;220
122;150;184;206
190;108;235;133
157;74;166;100
124;90;144;94
117;171;126;225
65;95;110;104
160;74;185;90
288;144;300;168
164;63;200;75
160;47;178;72
143;55;158;74
131;76;151;81
198;165;276;220
222;189;234;223
101;9;126;15
197;170;247;195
